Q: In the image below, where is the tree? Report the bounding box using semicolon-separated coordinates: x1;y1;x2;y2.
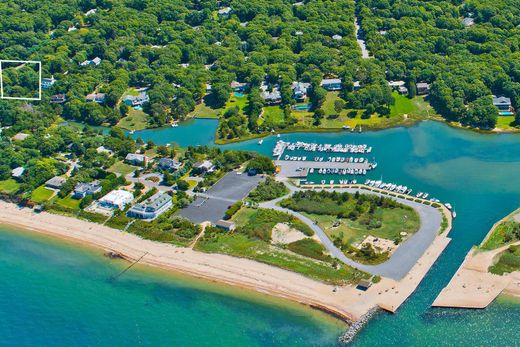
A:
334;99;345;114
176;179;190;191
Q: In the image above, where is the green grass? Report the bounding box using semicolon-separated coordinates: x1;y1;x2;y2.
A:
0;179;20;194
195;230;367;285
496;116;518;130
107;161;137;176
190;101;222;119
55;196;81;210
31;186;55;203
481;220;520;250
117;108;149;131
261;106;286;127
489;245;520;275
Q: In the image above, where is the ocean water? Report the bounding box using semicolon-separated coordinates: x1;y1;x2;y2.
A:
3;120;520;345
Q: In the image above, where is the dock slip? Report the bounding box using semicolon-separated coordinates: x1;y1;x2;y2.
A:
275;160;373;178
272;140;373;160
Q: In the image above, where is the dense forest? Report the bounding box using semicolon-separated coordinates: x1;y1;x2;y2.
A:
0;0;519;134
358;0;520;128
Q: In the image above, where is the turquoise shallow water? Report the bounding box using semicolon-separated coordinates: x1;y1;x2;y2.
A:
3;120;520;345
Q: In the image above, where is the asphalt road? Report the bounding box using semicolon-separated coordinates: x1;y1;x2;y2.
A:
260;184;442;281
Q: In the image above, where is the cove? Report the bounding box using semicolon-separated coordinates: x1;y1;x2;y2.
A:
128;119;520;345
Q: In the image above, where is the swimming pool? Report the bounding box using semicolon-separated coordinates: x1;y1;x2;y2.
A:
292;104;311;111
234;92;245;97
499;111;514;116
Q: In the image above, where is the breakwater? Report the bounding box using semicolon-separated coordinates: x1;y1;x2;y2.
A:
338;306;380;344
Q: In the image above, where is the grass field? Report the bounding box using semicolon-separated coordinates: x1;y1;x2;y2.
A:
108;161;137;176
117;108;149;131
190;101;222;119
496;116;518;130
0;179;20;194
261;106;286;127
55;196;81;210
31;186;55;203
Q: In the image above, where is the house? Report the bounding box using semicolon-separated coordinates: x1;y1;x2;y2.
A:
215;220;236;231
291;82;311;102
353;81;361;91
85;8;97;16
99;189;133;210
230;81;249;93
356;279;372;290
388;80;405;89
45;176;67;189
416;82;430;95
398;86;408;95
86;93;106;103
260;83;282;104
462;17;475;27
73;181;102;199
332;34;342;41
12;132;29;141
80;57;102;66
158;158;181;171
492;95;514;115
51;94;66;103
125;153;149;166
11;167;25;178
192;160;215;174
218;7;232;18
127;192;173;220
96;146;113;156
124;91;150;107
42;76;56;89
320;78;342;91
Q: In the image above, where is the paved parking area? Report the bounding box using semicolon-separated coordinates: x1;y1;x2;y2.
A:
177;171;264;224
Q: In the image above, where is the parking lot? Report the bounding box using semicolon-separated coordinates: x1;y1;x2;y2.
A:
177;171;264;224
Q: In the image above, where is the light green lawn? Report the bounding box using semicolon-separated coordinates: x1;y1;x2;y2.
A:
225;93;248;113
0;179;20;194
496;116;517;130
191;101;222;119
261;106;285;127
117;108;149;131
108;161;137;176
31;186;55;203
55;196;81;210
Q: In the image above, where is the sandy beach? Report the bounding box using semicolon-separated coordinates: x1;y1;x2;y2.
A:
0;201;451;322
433;210;520;308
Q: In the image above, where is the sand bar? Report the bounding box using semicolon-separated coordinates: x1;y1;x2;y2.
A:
0;201;450;321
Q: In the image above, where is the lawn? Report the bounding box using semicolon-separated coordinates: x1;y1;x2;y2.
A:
0;179;20;194
31;186;55;203
190;100;222;119
496;116;518;130
481;220;520;250
55;195;81;210
108;161;137;176
261;106;286;127
117;108;149;131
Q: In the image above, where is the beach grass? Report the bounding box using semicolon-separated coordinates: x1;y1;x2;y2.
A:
0;179;20;194
31;186;55;203
488;245;520;275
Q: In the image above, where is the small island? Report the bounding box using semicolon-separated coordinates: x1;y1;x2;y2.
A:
433;209;520;308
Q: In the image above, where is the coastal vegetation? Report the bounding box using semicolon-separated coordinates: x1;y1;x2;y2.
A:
195;207;367;284
280;190;420;264
247;177;289;203
481;220;520;250
488;245;520;275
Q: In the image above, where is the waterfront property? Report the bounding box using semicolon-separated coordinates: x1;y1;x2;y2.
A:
124;90;150;107
260;82;282;104
292;82;311;102
50;94;66;103
192;160;215;174
85;92;106;103
42;76;56;89
127;192;173;220
158;158;181;172
80;57;101;66
416;82;430;95
493;95;514;116
73;181;102;199
99;189;134;210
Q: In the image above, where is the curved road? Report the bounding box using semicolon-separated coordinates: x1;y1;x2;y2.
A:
260;184;442;281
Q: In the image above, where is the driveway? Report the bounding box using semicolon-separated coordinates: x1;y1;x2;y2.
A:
260;184;442;281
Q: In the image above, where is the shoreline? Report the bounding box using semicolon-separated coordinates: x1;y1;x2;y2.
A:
433;209;520;308
0;200;451;324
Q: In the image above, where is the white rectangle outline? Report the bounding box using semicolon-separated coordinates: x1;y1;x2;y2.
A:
0;60;42;101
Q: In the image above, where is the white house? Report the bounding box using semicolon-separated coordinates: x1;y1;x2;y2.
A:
11;167;25;178
127;192;173;220
42;76;56;89
99;190;133;210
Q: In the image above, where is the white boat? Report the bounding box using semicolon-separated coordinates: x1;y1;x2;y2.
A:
171;123;179;127
258;139;264;145
445;203;452;210
277;134;281;138
452;211;457;218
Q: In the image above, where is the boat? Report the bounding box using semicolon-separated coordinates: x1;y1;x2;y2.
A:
452;210;457;218
171;122;179;127
258;139;263;145
444;203;452;210
277;134;281;138
129;130;135;134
